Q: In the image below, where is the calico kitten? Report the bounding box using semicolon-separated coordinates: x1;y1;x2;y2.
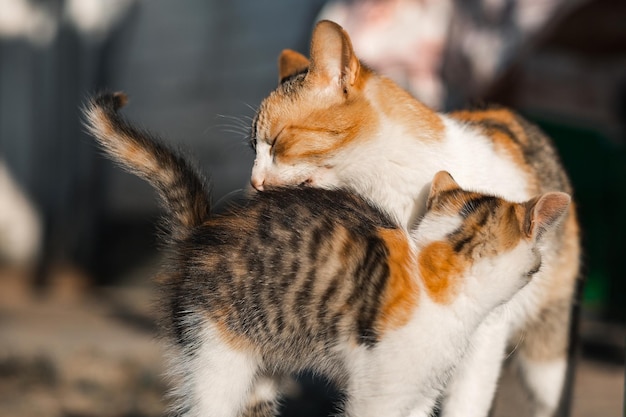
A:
249;20;581;417
84;93;570;417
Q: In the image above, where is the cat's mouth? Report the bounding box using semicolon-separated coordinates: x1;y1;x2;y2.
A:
299;178;313;187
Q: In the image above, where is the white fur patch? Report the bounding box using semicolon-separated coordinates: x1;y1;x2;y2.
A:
518;356;567;417
0;161;42;265
412;213;462;246
249;376;279;404
438;117;530;202
186;323;259;417
251;141;322;189
441;316;509;417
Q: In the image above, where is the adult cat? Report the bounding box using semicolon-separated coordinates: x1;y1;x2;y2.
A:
249;20;581;417
84;92;570;417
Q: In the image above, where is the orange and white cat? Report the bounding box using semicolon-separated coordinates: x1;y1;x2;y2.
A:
250;20;581;417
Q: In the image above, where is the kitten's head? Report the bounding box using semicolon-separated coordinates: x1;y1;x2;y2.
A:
250;20;393;191
416;171;571;304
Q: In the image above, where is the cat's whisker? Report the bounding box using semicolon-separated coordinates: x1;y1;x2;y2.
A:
213;188;246;208
215;115;254;135
505;330;526;360
214;121;250;132
218;127;250;137
216;113;254;125
242;102;259;113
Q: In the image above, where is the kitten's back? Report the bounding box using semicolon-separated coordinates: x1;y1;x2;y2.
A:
172;186;409;363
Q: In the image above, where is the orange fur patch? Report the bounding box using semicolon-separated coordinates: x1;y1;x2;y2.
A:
120;140;154;168
91;108;161;174
349;61;371;91
417;241;466;304
494;204;524;251
376;228;419;331
278;49;310;82
374;76;444;141
214;316;255;352
273;92;379;162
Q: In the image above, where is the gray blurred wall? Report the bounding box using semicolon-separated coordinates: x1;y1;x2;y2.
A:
0;0;325;279
109;0;325;212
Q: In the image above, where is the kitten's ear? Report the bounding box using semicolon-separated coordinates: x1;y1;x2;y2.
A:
429;171;460;196
278;49;310;84
308;20;360;91
426;171;460;208
521;192;571;240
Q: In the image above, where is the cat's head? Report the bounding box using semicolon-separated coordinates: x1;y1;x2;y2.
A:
250;20;366;191
249;20;434;192
416;171;571;305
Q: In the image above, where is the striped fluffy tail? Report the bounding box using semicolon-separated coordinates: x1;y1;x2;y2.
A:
83;92;211;242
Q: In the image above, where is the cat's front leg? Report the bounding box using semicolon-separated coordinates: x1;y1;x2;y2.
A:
343;338;440;417
345;382;438;417
440;313;509;417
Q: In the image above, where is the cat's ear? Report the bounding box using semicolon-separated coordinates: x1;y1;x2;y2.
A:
426;171;460;208
429;171;460;196
520;192;571;240
308;20;360;91
278;49;310;84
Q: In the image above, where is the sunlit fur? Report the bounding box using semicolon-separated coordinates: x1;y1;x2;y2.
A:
250;20;581;417
84;94;570;417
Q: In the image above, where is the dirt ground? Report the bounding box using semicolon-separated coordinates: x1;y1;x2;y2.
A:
0;266;623;417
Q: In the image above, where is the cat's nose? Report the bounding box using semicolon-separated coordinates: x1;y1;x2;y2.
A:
251;177;265;191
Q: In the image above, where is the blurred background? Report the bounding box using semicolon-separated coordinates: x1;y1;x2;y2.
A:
0;0;623;416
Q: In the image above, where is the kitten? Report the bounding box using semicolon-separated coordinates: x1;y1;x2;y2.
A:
249;20;581;417
83;93;570;417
